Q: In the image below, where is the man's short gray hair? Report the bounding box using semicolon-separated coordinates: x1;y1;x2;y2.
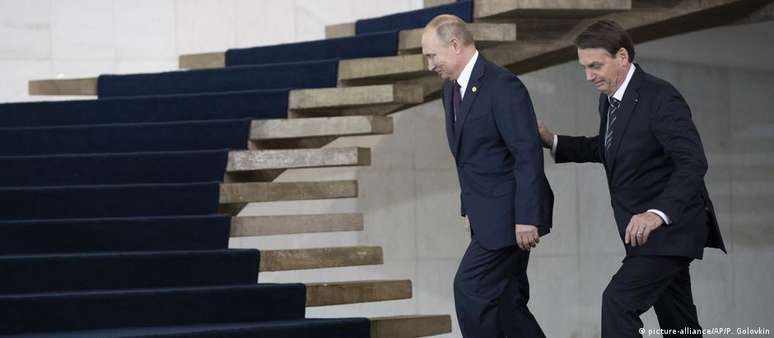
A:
426;14;474;46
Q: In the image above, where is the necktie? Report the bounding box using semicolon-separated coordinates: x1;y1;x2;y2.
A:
604;97;621;157
452;81;462;124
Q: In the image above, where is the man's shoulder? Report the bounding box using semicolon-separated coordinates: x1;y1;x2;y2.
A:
637;67;680;98
481;59;525;89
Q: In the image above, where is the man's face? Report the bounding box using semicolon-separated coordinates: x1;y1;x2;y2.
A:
421;28;462;80
577;47;629;95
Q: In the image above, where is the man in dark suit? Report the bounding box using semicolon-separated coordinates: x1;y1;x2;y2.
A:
421;14;554;338
538;20;726;337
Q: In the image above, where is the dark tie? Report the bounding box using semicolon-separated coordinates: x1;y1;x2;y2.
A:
452;81;462;124
604;97;621;157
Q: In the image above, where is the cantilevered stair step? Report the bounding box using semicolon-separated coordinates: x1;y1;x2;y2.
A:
398;22;517;53
179;23;513;69
29;77;97;96
370;314;453;338
250;115;393;141
473;0;631;20
219;180;357;204
179;51;226;69
481;0;760;76
289;84;423;114
424;0;455;7
259;246;383;272
338;54;429;86
227;147;370;172
231;213;364;237
325;22;516;52
305;279;412;306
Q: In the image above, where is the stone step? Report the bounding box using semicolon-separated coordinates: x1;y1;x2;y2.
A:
259;246;383;272
324;21;516;53
180;21;514;69
250;115;393;141
178;51;226;69
29;77;97;96
230;213;364;237
370;315;453;338
30;53;433;95
288;84;423;115
219;180;357;204
338;54;429;87
424;0;455;7
473;0;631;20
325;22;356;39
305;279;412;306
398;23;517;53
481;0;760;74
227;147;370;172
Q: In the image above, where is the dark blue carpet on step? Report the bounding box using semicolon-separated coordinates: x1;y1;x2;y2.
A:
97;59;338;98
0;89;287;128
0;182;220;221
355;0;473;35
0;284;306;334
0;150;229;187
226;31;398;66
0;215;230;255
0;318;370;338
0;249;259;294
0;119;251;156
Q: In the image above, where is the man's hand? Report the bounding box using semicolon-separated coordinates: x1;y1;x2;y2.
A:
624;212;664;247
463;216;471;233
515;224;540;251
537;119;555;149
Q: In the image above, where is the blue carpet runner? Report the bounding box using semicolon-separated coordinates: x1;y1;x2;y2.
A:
226;31;398;66
355;0;473;35
0;215;230;254
0;182;221;220
0;284;306;334
0;119;252;156
0;249;260;294
0;89;288;127
97;59;339;98
0;150;230;187
0;318;371;338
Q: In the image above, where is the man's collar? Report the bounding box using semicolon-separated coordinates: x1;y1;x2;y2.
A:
610;63;635;101
456;50;479;91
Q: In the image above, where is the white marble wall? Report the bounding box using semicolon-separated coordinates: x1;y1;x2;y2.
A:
2;1;772;337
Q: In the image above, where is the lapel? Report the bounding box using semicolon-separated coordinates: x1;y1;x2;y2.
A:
606;64;643;172
442;81;455;154
598;94;609;164
453;55;486;158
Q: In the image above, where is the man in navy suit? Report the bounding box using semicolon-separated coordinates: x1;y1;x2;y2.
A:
421;14;553;338
538;20;726;337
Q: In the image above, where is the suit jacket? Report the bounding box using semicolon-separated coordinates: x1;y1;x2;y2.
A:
555;64;726;258
442;55;554;250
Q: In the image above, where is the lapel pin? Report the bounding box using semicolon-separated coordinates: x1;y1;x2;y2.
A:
471;86;477;93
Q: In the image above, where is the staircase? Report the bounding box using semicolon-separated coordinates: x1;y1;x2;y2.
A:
5;0;772;337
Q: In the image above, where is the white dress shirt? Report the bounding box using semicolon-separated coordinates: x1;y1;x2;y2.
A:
550;64;671;224
456;50;479;102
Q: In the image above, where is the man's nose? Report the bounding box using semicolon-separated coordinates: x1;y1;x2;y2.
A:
427;61;435;72
585;69;595;82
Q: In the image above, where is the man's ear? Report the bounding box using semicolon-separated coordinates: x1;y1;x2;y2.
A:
617;47;629;64
449;38;461;54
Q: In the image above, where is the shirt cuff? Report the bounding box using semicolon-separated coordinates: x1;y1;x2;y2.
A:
550;134;558;157
647;209;671;225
